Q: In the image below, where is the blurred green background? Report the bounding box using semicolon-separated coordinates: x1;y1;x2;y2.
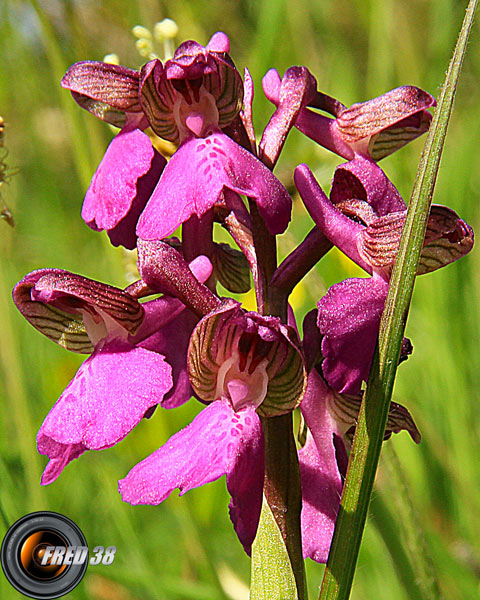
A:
0;1;479;598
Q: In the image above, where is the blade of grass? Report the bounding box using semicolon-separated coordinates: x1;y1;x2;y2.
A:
319;1;478;598
374;444;441;599
28;0;95;189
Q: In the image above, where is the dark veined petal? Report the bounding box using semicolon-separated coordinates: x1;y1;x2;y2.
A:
140;60;179;143
336;86;435;158
188;301;306;417
13;269;144;352
327;388;421;444
359;211;407;268
359;204;474;272
14;275;91;353
62;61;142;125
419;205;474;274
369;110;432;160
212;242;251;294
140;34;243;143
62;62;141;109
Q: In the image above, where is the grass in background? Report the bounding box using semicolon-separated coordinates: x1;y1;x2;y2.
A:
0;1;479;598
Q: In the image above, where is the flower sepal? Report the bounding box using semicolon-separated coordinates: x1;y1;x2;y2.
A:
13;269;144;352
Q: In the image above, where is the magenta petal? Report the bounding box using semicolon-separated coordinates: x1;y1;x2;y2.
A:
206;31;230;53
140;308;199;409
118;400;263;521
137;132;291;239
299;370;343;563
82;127;166;249
37;439;86;485
293;109;354;160
294;164;370;272
37;341;173;483
225;406;264;553
262;68;282;104
318;275;389;394
331;156;405;216
263;68;353;160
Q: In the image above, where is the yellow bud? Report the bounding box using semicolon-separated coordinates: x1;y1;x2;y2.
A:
153;18;179;42
132;25;152;40
103;53;120;65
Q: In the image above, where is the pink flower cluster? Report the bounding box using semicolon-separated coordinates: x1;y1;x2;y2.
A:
13;32;473;562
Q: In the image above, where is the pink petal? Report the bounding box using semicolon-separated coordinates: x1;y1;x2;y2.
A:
294;164;370;272
318;275;389;394
38;341;172;483
137;132;291;239
82;127;166;249
299;370;343;563
118;399;263;552
140;308;199;409
331;156;405;216
206;32;230;53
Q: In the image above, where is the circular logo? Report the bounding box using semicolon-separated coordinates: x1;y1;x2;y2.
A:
1;511;88;599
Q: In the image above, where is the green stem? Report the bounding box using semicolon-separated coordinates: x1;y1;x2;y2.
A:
249;202;306;598
260;414;306;598
319;1;478;598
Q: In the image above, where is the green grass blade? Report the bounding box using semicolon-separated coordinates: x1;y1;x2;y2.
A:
319;1;478;598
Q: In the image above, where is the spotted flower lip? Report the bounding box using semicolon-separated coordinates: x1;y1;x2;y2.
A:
136;130;292;239
263;68;435;160
37;338;173;485
119;398;265;554
63;33;291;242
295;159;474;394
